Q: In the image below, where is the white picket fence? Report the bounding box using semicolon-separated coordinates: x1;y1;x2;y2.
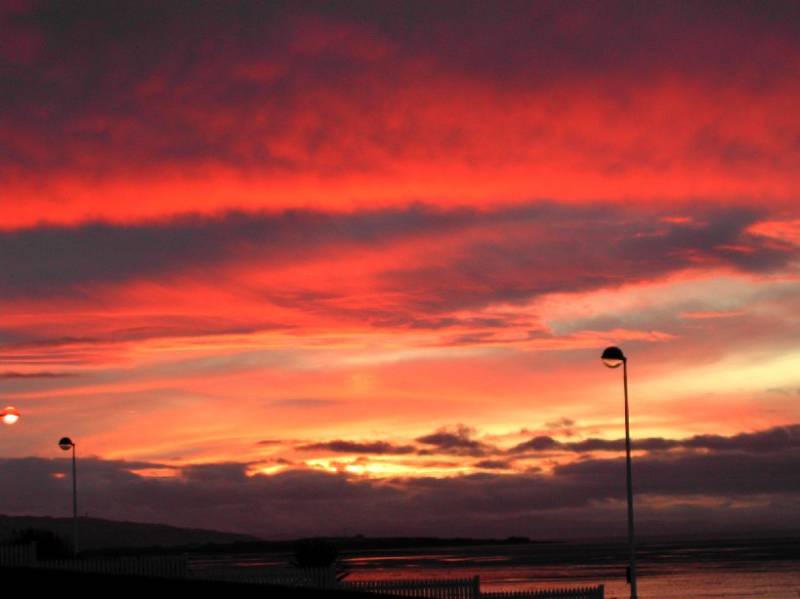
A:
345;578;603;599
196;564;341;588
482;586;604;599
0;543;186;579
1;543;603;599
0;543;36;567
37;555;188;578
194;565;603;599
346;576;481;599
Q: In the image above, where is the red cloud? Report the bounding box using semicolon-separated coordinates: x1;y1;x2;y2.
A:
2;2;800;227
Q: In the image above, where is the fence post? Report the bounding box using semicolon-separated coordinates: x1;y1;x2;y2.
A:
472;575;481;599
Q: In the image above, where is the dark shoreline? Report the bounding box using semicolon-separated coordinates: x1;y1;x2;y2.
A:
1;568;385;597
127;536;800;563
184;535;800;579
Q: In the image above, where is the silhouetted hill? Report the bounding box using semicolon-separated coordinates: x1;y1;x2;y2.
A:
0;515;260;551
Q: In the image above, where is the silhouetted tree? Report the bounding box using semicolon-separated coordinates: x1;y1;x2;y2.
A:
11;528;72;559
290;538;349;581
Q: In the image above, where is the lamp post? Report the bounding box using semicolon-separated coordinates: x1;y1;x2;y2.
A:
1;406;21;426
58;436;79;557
601;346;637;599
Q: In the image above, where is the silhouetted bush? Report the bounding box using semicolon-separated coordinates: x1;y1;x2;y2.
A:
290;538;349;581
11;528;72;559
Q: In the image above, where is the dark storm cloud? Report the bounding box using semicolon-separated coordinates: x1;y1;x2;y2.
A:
2;1;799;177
2;444;799;539
381;206;797;314
682;426;800;453
292;425;800;462
356;1;800;84
511;424;800;455
181;462;249;482
557;450;800;498
620;210;793;273
514;436;562;452
415;425;497;457
1;204;793;315
0;206;470;296
296;440;417;455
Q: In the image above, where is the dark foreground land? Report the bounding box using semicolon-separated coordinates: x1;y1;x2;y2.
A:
1;568;381;598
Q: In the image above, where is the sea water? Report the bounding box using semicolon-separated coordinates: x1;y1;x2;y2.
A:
343;556;800;598
192;537;800;598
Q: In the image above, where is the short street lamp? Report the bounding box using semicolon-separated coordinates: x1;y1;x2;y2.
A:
59;437;80;557
1;406;21;426
601;346;638;599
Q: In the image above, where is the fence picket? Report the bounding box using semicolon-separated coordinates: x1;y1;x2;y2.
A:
26;555;188;579
2;544;603;599
0;543;36;567
481;584;604;599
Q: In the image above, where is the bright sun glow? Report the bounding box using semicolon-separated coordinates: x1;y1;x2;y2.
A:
1;407;20;426
304;458;471;478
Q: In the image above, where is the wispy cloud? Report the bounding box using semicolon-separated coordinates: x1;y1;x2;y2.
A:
0;371;76;379
297;440;416;455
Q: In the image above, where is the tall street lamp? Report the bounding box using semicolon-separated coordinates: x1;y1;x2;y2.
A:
1;406;21;426
601;346;638;599
58;436;79;557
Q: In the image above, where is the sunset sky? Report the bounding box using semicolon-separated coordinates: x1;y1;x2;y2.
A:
1;0;799;539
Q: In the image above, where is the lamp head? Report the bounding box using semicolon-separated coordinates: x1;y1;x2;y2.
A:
601;346;626;368
1;406;20;426
58;437;74;451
